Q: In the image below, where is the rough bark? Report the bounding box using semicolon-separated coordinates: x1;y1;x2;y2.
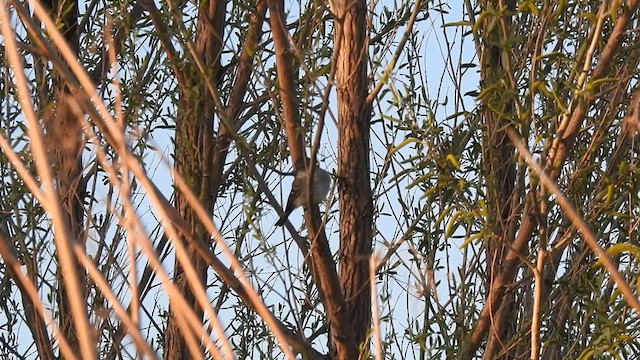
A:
480;8;519;358
334;0;373;356
267;0;356;357
467;0;520;357
41;0;87;356
163;0;225;358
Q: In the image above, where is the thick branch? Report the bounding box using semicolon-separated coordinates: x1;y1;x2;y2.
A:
268;0;354;357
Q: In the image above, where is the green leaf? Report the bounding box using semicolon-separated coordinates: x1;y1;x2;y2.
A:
460;230;484;248
585;77;621;92
446;154;460;170
593;243;640;269
387;137;421;158
442;20;472;28
518;1;540;15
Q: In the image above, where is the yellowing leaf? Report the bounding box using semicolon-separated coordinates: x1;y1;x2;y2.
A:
593;243;640;268
518;1;540;15
442;21;472;27
460;230;484;248
446;154;461;170
387;137;420;158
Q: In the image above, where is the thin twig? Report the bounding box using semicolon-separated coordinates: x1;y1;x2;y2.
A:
530;249;545;360
370;256;383;360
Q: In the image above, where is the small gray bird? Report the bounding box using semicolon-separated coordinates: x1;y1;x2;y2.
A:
275;165;331;226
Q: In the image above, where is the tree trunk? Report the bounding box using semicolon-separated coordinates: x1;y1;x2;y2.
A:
334;0;373;356
163;1;225;358
478;0;519;357
42;0;87;356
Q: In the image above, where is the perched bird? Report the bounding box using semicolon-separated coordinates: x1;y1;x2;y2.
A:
275;165;331;226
